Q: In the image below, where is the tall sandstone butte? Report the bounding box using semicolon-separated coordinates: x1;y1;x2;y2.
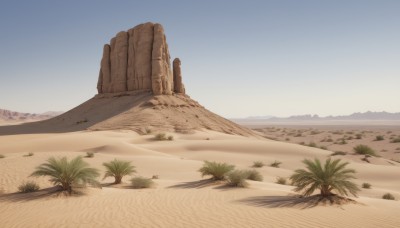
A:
97;22;185;95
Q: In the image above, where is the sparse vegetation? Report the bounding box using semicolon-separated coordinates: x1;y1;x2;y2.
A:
154;133;174;141
103;159;136;184
131;176;154;188
145;127;152;134
276;177;287;185
391;138;400;143
319;146;328;150
382;193;395;200
290;158;359;197
86;152;94;158
252;161;265;168
355;134;363;139
375;135;384;141
270;160;282;168
24;152;34;157
30;156;100;194
226;170;249;187
331;151;347;156
244;169;263;181
353;145;378;157
167;135;174;141
198;161;235;180
362;183;371;189
306;142;317;148
18;181;40;193
0;154;4;159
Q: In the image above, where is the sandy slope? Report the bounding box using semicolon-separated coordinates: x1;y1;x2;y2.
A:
0;130;399;228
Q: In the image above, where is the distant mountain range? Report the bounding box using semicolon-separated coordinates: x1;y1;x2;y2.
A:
0;109;63;123
233;111;400;122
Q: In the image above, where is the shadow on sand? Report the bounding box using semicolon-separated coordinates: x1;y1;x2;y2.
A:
0;187;88;202
235;195;358;209
168;179;225;189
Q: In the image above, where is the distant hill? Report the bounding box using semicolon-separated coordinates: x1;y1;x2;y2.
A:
269;111;400;121
0;109;62;123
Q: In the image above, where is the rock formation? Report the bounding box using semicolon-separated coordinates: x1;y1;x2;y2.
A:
97;22;184;95
173;58;185;94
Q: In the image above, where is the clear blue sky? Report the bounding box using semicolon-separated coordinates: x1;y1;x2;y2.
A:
1;0;399;118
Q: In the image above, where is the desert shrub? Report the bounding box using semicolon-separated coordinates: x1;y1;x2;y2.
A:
226;170;249;187
355;134;363;139
24;152;34;157
198;161;235;180
145;127;152;134
319;146;328;150
391;138;400;143
307;142;317;148
294;133;302;137
290;158;359;197
86;152;94;158
337;138;347;145
167;135;174;141
382;193;395;200
244;169;263;181
270;161;282;168
252;161;265;168
299;142;305;145
276;177;287;185
103;159;136;184
30;156;100;193
375;135;384;141
154;133;167;141
285;138;290;141
353;145;378;157
362;183;371;189
331;151;347;156
0;154;4;159
131;176;154;188
18;181;40;193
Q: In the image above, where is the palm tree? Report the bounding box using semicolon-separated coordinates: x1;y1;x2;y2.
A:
30;156;100;193
290;158;359;197
103;159;136;184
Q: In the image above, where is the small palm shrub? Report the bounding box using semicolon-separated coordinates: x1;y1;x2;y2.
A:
353;145;378;157
375;135;384;141
276;177;287;185
131;176;154;188
86;152;94;158
362;183;371;189
270;161;282;168
18;181;40;193
103;159;136;184
290;158;359;197
0;154;4;159
244;169;263;181
198;161;235;180
382;193;395;200
252;161;265;168
226;170;249;187
30;156;100;193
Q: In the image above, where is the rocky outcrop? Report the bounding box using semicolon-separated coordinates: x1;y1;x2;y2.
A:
97;22;183;95
173;58;185;94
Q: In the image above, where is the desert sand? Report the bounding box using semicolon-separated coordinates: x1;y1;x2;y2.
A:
1;129;399;228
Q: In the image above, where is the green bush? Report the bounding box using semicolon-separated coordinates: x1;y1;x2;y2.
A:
252;161;265;168
86;152;94;158
270;161;282;168
276;177;287;185
18;181;40;193
226;170;249;187
198;161;235;180
131;177;154;188
353;145;378;157
382;193;395;200
331;151;347;156
244;169;263;181
362;183;371;189
375;135;384;141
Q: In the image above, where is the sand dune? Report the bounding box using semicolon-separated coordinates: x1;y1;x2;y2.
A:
0;130;399;227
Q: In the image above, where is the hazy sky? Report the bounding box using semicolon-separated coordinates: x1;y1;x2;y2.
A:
1;1;399;118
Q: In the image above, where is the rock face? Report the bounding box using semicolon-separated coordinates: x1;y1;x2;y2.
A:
173;58;185;94
97;22;184;95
